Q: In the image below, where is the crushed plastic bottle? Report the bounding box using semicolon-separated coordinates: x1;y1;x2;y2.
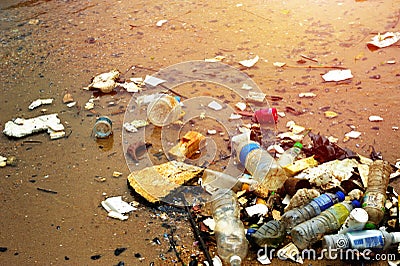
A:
211;189;248;265
254;107;278;148
322;229;400;251
236;140;287;197
277;142;303;168
281;191;345;231
291;200;360;249
252;220;285;248
362;160;392;228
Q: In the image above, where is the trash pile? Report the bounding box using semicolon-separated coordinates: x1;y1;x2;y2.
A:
123;103;400;265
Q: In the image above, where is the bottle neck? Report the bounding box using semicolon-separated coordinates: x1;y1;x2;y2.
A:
230;255;242;266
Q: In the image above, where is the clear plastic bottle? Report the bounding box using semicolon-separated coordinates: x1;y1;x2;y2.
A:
281;191;345;231
362;160;392;228
211;189;248;265
277;142;303;167
147;94;181;126
291;200;360;250
322;229;400;251
252;220;285;248
236;140;287;197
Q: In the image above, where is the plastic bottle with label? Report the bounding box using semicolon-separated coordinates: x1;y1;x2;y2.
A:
362;160;392;228
281;191;345;231
252;220;285;248
322;229;400;251
236;140;287;197
277;142;303;168
291;200;360;250
147;94;181;126
211;189;248;266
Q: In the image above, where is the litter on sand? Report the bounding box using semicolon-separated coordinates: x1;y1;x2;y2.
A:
3;113;65;139
367;32;400;48
239;55;259;68
29;98;54;110
322;69;353;82
101;196;137;221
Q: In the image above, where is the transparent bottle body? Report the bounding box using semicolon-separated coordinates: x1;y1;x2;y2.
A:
281;192;343;231
291;202;353;249
211;189;248;265
277;146;301;167
147;95;181;126
362;160;391;227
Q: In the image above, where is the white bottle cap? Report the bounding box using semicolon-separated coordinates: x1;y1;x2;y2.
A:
230;255;242;265
392;232;400;243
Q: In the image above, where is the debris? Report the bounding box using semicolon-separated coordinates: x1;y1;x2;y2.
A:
123;120;149;133
66;102;76;108
245;204;268;217
273;62;286;67
277;242;303;264
282;156;319;177
126;141;148;161
156;19;168;27
28;98;54;110
143;75;166;87
286;121;305;134
207;129;217;135
235;102;246;111
62;93;74;104
37;187;58;194
0;156;6;167
322;69;353;82
112;171;123;178
284;188;320;212
101;196;136;221
207;100;223;111
246;91;266;102
3;114;65;139
84;98;95;110
117;81;142;93
168;131;206;161
368;115;383;122
367;32;400;49
93;116;113;138
87;70;120;93
324;111;338;118
241;83;252;90
239;55;259;68
229;113;242;120
127;161;204;203
298;92;316;98
344;130;362;139
204;56;225;62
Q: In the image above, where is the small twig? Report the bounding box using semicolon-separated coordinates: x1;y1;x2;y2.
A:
283;64;348;70
167;230;185;266
300;54;319;63
37;187;58;194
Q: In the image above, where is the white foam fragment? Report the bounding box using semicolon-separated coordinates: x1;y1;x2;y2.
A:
28;98;54;110
3;114;64;138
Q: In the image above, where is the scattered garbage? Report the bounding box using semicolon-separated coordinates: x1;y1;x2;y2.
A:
28;98;54;110
143;75;166;87
147;94;182;126
168;131;205;162
123;120;148;133
322;69;353;82
239;55;259;68
156;19;168;27
93;116;113;138
86;69;120;93
367;32;400;49
3;113;65;139
207;100;223;111
101;196;137;221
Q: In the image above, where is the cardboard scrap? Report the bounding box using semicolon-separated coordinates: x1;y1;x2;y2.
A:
127;161;204;203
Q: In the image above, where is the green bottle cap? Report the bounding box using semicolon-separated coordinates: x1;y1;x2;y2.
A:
294;142;303;149
364;222;376;229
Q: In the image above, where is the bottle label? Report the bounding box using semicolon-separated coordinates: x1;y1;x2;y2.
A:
313;194;334;211
362;191;386;212
347;230;384;249
328;204;350;225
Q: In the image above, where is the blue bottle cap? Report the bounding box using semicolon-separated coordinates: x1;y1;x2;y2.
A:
174;96;181;103
335;191;345;202
246;228;257;236
239;142;260;165
351;200;361;208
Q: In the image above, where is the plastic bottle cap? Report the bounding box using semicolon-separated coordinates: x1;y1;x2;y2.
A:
364;222;376;229
174;96;181;103
392;232;400;243
239;142;260;165
335;191;346;202
351;200;361;208
293;142;303;149
230;255;242;265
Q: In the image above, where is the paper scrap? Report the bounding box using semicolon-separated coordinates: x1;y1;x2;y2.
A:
239;55;259;67
367;32;400;48
322;69;353;82
28;98;54;110
144;75;166;87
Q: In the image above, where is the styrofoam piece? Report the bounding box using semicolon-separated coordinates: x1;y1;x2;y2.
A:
143;75;166;87
245;204;268;217
101;196;136;214
28;98;54;110
3;114;64;138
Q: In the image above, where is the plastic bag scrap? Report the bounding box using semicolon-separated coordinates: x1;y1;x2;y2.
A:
367;32;400;49
101;196;136;221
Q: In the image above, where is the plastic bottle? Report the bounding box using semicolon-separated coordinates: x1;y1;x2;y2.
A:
93;116;113;138
362;160;392;228
252;220;285;248
147;94;181;126
211;189;248;265
254;108;278;148
322;229;400;251
277;142;303;167
236;140;287;197
281;191;345;231
291;200;360;250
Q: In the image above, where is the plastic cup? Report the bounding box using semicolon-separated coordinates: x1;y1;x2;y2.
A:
147;94;181;126
338;208;368;234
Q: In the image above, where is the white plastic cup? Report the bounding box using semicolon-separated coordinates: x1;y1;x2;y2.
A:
338;208;368;234
147;94;181;127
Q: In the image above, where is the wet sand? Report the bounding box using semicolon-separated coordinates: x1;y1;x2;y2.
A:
1;0;400;265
